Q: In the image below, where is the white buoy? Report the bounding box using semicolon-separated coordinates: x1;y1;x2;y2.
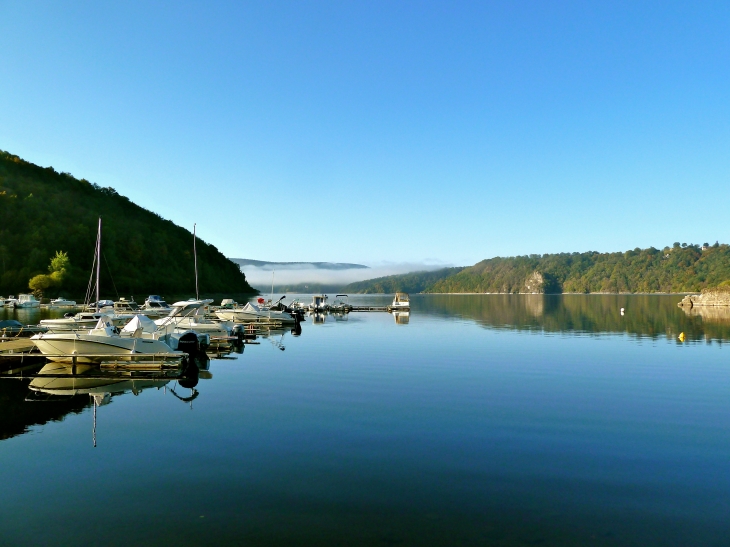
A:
620;307;625;316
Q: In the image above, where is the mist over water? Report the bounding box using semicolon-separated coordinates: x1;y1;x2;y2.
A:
242;262;452;290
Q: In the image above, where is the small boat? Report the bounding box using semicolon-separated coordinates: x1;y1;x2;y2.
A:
3;296;19;308
85;300;114;311
15;294;40;308
330;294;352;313
388;292;410;311
140;297;172;318
219;298;238;309
214;302;297;324
113;298;140;313
49;298;77;307
39;311;132;331
308;294;329;312
155;299;232;343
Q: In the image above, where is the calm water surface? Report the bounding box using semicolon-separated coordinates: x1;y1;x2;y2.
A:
1;295;729;546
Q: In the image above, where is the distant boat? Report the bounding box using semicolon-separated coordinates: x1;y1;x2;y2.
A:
140;298;172;318
2;296;18;308
50;298;77;307
85;300;114;311
330;294;352;313
112;298;140;313
388;292;410;311
308;295;328;312
15;294;40;308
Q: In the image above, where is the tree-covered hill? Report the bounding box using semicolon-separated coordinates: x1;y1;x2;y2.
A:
0;150;254;298
429;245;730;294
343;245;730;294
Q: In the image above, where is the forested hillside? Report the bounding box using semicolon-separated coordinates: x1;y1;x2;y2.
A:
345;245;730;294
0;150;254;298
429;245;730;294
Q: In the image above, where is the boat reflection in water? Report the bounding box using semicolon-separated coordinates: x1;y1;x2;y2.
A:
25;355;212;446
391;310;410;325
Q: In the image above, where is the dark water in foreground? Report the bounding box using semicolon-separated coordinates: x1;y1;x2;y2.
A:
1;294;729;546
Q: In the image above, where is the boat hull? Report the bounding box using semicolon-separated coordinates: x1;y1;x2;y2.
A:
214;310;296;324
31;334;180;363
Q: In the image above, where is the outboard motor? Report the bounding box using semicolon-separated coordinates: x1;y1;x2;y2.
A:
176;332;200;356
231;324;245;343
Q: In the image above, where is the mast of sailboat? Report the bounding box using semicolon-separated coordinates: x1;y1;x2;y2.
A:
96;218;101;311
193;223;199;300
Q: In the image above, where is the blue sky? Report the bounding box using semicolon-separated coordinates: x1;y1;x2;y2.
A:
1;1;728;267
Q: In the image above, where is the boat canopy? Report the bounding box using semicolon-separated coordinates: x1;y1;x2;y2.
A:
394;292;410;302
242;302;260;312
93;315;115;330
122;315;158;334
0;320;23;329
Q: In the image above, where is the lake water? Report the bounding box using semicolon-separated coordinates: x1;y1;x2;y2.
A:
1;294;729;546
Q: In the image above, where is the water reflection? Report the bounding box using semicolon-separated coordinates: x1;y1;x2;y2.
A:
415;294;730;341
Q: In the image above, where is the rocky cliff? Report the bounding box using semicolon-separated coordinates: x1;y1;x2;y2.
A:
678;286;730;308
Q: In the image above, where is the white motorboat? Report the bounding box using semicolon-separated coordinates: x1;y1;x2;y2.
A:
15;294;40;308
214;302;296;324
112;298;140;313
85;300;114;311
308;295;329;312
3;296;19;308
49;298;77;307
31;314;199;363
155;299;232;342
140;295;172;317
39;311;133;331
330;294;352;312
388;292;410;311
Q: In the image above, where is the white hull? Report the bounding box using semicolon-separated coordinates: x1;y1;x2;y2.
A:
215;309;296;324
32;334;180;363
49;299;77;306
16;302;40;308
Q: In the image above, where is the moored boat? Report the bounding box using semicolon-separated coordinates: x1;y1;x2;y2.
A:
49;297;77;307
31;314;198;363
39;311;132;331
388;292;410;311
214;302;296;324
15;294;40;308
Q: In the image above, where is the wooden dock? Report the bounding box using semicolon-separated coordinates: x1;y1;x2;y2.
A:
0;339;37;353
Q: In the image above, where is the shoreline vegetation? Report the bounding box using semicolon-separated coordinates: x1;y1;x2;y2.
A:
0;150;255;298
342;244;730;295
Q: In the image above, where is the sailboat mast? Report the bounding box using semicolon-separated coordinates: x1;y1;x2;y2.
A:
96;218;101;310
193;223;199;300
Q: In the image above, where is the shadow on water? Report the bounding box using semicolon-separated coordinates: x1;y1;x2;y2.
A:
416;294;730;342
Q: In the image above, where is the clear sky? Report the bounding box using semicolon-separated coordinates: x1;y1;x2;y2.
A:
1;1;728;267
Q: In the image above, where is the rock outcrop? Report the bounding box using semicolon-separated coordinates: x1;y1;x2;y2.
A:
678;286;730;308
524;271;545;293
